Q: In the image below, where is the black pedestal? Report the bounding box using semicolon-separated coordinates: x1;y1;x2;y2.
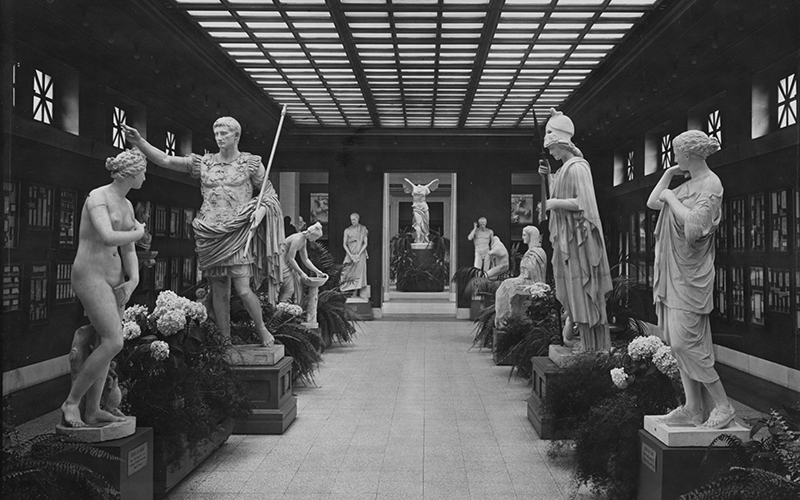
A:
526;356;571;440
232;356;297;434
637;429;736;500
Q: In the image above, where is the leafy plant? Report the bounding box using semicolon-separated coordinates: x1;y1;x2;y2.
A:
451;266;486;305
2;429;121;500
681;403;800;500
316;288;360;345
471;304;496;349
390;229;449;292
607;255;655;342
306;240;343;292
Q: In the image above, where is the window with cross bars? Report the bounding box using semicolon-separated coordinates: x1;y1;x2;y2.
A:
112;106;127;149
660;133;672;170
625;151;634;181
777;73;797;129
33;69;54;124
166;130;176;156
707;109;722;145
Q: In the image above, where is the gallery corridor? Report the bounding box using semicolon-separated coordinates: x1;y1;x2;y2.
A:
167;319;581;500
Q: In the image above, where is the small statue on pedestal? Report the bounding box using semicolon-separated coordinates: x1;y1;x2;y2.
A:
341;213;369;297
403;178;439;245
468;217;494;271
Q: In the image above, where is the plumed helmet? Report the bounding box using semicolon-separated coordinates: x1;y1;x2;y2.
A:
547;108;575;139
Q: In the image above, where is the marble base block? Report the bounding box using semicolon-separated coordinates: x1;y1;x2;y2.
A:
346;297;374;320
227;344;285;366
643;415;750;447
410;242;432;250
56;416;137;443
232;357;297;434
548;345;576;368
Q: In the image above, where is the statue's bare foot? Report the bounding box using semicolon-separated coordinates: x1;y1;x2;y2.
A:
61;402;86;428
257;326;275;347
84;408;127;425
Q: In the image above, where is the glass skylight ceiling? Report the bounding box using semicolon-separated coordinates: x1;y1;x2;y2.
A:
174;0;662;128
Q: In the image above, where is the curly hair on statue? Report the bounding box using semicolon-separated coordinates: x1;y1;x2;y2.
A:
673;130;721;159
105;147;146;180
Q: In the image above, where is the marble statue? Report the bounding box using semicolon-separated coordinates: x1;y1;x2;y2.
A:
538;108;613;352
485;236;509;280
468;217;494;271
648;130;735;429
341;213;369;296
61;148;146;428
494;226;547;328
133;201;152;251
279;222;328;305
123;118;284;347
403;178;439;244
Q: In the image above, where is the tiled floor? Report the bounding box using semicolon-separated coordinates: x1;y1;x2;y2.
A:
166;319;589;500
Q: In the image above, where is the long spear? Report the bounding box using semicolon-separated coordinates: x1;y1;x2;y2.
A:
533;109;549;224
244;104;287;255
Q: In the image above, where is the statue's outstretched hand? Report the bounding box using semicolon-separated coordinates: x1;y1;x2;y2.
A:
121;124;142;146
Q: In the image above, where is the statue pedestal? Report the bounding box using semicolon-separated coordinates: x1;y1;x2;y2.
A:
526;357;571;439
398;247;444;292
410;242;432;250
227;344;285;365
64;427;154;500
231;356;296;435
346;296;374;320
547;345;576;368
55;416;137;443
637;425;745;500
642;415;749;447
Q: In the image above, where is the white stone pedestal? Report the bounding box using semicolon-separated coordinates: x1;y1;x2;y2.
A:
643;415;750;447
548;345;576;368
55;416;137;443
227;344;285;366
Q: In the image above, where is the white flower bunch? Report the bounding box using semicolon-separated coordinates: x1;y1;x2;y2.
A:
275;302;304;317
610;367;630;389
122;321;141;341
522;282;551;298
652;345;679;379
123;304;148;324
156;309;187;336
627;335;664;361
150;290;208;335
150;340;170;361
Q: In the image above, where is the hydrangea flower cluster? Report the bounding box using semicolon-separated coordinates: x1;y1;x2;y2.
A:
522;282;551;298
652;344;680;379
150;290;208;336
123;304;148;324
122;321;141;341
150;340;169;361
610;367;630;389
275;302;303;317
627;335;664;361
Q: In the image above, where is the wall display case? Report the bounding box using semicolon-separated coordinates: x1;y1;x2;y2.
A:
27;184;53;230
731;197;746;251
169;207;182;238
750;266;764;326
29;263;49;323
3;264;22;313
154;259;167;291
648;211;658;253
714;265;727;319
170;257;181;291
731;266;745;322
4;181;20;248
58;189;77;247
767;268;790;313
154;205;167;237
55;263;75;302
749;193;765;252
769;189;789;252
796;191;800;251
182;258;194;288
716;199;728;252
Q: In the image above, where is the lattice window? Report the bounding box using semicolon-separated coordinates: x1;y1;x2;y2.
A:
777;73;797;129
715;199;728;252
767;268;790;313
29;263;49;322
731;267;744;322
769;190;789;251
27;184;54;229
731;197;745;250
625;151;634;181
55;263;75;302
714;266;727;319
660;133;672;170
707;109;722;145
750;266;764;326
3;264;21;312
750;193;765;251
33;69;54;124
166;131;176;156
4;181;20;248
112;106;127;149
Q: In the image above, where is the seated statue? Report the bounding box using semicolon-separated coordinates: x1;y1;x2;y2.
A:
485;236;509;280
495;226;547;328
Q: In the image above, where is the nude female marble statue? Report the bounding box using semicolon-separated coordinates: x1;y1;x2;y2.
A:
537;108;613;352
61;148;146;428
341;213;369;295
648;130;735;429
403;178;439;244
123;118;283;347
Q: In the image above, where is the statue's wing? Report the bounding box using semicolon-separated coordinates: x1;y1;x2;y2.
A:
425;178;440;192
403;178;415;194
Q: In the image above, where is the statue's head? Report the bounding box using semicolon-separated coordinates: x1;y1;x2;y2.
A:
544;108;583;158
478;217;487;228
673;130;720;161
106;147;146;181
522;225;541;247
305;222;323;241
350;213;360;225
213;116;241;146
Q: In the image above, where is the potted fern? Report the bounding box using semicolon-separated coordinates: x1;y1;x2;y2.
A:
391;229;449;292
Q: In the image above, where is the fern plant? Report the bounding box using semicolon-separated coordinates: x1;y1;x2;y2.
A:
471;304;496;349
2;430;121;500
316;288;360;346
681;403;800;500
